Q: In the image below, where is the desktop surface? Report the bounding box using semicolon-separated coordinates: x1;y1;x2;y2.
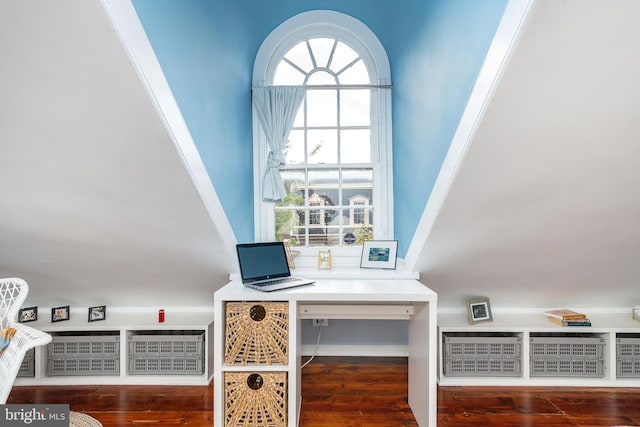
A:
217;278;437;302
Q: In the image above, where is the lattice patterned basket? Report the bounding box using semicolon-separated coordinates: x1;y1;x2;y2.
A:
225;302;288;365
224;371;287;427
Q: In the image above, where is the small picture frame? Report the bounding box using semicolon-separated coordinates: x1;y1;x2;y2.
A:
88;305;106;322
318;250;332;270
51;305;70;322
360;240;398;270
19;306;38;323
466;297;493;325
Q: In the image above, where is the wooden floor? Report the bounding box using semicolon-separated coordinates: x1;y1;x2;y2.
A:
8;356;640;426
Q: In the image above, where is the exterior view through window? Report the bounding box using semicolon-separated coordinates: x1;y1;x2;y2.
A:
273;38;374;248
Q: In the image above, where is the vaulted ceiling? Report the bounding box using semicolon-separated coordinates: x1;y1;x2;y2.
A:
0;0;233;307
414;0;640;308
1;0;638;309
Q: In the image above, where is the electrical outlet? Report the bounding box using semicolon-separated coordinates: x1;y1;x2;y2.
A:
312;319;328;327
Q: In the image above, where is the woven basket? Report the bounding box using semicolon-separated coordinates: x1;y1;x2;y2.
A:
224;371;287;427
225;302;288;365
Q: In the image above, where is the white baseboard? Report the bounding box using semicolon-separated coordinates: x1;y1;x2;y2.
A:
301;344;408;357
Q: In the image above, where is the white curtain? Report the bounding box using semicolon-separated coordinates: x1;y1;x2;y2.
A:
252;86;305;202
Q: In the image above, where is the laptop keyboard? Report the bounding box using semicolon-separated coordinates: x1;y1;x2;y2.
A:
254;277;300;286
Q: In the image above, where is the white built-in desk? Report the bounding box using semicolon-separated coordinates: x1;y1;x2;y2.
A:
213;276;438;427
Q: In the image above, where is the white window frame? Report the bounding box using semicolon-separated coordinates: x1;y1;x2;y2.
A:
252;10;393;260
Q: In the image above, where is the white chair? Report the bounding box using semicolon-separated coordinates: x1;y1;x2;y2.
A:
0;277;52;403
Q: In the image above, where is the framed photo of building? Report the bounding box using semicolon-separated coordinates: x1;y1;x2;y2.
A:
360;240;398;270
466;297;493;325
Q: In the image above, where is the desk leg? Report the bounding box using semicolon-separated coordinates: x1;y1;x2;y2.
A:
291;302;302;426
213;298;224;427
408;301;437;427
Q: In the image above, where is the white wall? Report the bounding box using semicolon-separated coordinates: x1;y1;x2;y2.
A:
2;1;639;330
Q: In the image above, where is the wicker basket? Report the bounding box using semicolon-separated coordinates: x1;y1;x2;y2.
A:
224;371;287;427
225;302;288;365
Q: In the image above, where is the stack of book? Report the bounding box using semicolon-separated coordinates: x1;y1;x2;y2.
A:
544;309;591;327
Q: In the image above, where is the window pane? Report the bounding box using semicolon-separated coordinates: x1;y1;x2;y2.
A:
353;202;366;224
285;130;305;164
308;169;339;208
284;42;313;73
340;90;370;127
307;129;338;164
342;169;373;206
273;61;305;85
293;103;304;127
308;38;334;68
306;89;337;127
308;207;322;225
337;59;369;84
307;70;337;85
308;204;337;246
275;208;306;244
308;229;328;246
330;42;359;74
277;170;305;206
324;226;341;247
344;218;373;245
340;129;371;163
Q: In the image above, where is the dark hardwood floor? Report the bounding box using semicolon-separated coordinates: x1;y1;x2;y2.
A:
8;356;640;426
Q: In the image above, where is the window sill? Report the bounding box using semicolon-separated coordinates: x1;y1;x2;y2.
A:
287;266;418;280
229;265;417;281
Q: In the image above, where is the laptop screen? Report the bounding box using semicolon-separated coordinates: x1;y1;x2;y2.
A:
236;242;291;282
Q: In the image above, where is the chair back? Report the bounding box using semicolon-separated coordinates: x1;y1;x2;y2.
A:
0;277;51;404
0;278;29;329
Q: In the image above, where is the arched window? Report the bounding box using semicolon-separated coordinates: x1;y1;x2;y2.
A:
253;11;392;259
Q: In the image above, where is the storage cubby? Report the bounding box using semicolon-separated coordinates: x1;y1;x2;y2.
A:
224;371;288;427
224;301;289;366
439;312;640;386
222;301;289;426
616;333;640;378
46;331;120;376
529;333;605;378
127;330;205;375
18;348;35;378
443;332;522;377
14;311;214;386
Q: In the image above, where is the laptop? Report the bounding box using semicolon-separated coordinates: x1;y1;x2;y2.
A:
236;242;315;292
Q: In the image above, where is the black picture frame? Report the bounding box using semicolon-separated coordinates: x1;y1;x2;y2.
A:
466;297;493;325
19;306;38;323
88;305;106;322
51;305;70;322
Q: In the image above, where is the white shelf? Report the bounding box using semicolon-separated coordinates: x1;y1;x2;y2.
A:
15;311;214;386
229;267;419;281
23;311;213;331
439;312;640;331
438;311;640;387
